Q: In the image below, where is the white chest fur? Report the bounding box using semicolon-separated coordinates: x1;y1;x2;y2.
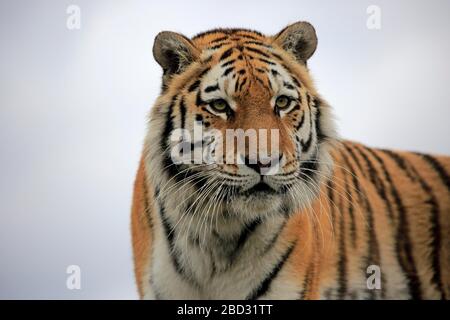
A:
146;197;299;300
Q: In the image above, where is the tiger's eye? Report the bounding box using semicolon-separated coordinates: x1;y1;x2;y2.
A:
275;96;291;109
210;99;229;112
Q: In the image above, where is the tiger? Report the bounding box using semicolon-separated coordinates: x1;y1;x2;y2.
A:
131;21;450;300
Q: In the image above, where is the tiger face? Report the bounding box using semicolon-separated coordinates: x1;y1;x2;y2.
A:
147;22;337;220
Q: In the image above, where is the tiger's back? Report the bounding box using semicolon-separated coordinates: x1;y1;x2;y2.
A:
309;141;450;299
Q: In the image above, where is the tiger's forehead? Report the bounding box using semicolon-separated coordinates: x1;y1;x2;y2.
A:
191;28;269;50
192;29;277;65
186;29;302;100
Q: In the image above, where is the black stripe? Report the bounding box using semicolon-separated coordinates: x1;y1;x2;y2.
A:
228;218;262;262
326;179;335;224
200;106;216;117
222;66;235;77
352;145;394;221
382;150;444;299
202;55;213;64
243;40;272;48
290;104;300;113
160;96;207;190
156;191;200;288
283;81;295;90
298;151;319;183
204;84;219;93
209;42;230;50
417;153;450;191
161;97;176;155
300;109;313;152
337;176;347;299
342;167;357;248
342;143;364;173
244;46;270;58
210;36;228;43
198;67;211;79
247;242;297;299
221;60;235;68
292;77;301;88
301;129;313;152
187;67;211;92
235;32;263;40
267;77;273;90
192;28;263;40
255;77;270;91
271;52;283;61
234;78;240;93
363;146;422;299
295;111;305;131
188;80;200;92
160;97;185;182
219;48;234;61
312;98;326;142
258;58;276;65
157;197;184;275
299;261;314;300
196;90;205;106
340;145;379;299
238;77;247;91
256;67;267;73
142;176;153;227
179;97;186;129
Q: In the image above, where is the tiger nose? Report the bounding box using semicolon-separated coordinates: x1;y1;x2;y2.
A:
243;154;283;174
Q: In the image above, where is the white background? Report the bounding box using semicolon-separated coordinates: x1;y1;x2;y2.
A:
0;0;449;299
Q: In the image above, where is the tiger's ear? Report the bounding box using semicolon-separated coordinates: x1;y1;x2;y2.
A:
273;21;318;65
153;31;199;82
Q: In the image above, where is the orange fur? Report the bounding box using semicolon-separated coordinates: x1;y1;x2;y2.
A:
131;156;152;298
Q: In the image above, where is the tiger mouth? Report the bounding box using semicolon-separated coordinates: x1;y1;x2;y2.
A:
240;182;278;197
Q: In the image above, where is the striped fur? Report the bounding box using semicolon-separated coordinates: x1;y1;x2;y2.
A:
131;23;450;299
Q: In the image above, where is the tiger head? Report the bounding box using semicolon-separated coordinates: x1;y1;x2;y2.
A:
146;22;337;220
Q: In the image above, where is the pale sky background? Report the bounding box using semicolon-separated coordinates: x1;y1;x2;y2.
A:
0;0;449;299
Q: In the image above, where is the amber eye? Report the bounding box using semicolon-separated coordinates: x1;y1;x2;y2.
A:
275;95;291;110
209;99;229;113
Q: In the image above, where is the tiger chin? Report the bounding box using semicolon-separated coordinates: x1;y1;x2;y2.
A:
131;21;450;300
